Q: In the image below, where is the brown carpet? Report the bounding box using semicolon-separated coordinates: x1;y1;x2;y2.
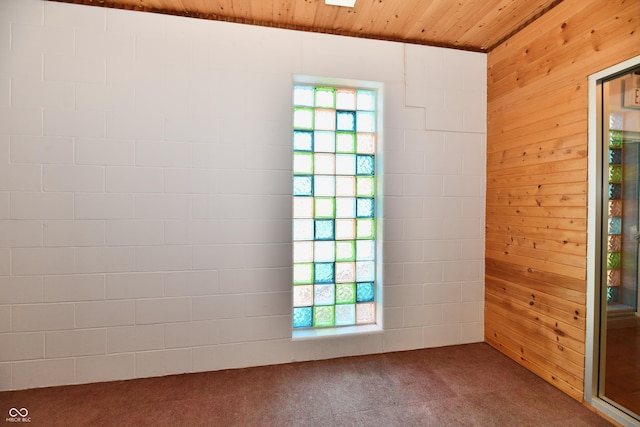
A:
0;343;613;426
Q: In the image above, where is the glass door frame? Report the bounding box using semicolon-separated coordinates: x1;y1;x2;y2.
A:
586;54;640;427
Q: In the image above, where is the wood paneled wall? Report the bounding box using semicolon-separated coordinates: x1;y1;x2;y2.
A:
485;0;640;402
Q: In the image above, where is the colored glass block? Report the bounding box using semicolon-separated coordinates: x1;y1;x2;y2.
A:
356;282;375;302
335;240;356;262
293;307;313;328
337;111;356;131
336;89;356;110
293;152;314;174
293;219;314;241
335;219;356;240
607;286;619;303
335;304;356;326
293;107;314;129
293;86;315;107
314;284;335;305
356;198;374;218
336;176;356;197
356;302;375;324
336;132;356;153
608;184;622;200
357;90;375;111
607;269;620;287
607;252;621;269
335;262;355;283
293;130;313;151
293;176;313;196
336;283;356;304
314;153;335;175
293;241;314;263
356;219;375;239
608;200;622;217
293;263;314;284
315;197;336;218
336;154;356;176
609;165;622;183
315;219;335;240
293;285;314;307
314;306;334;327
315;87;336;108
356;176;375;197
314;175;336;197
356;240;375;261
314;131;335;153
356;155;375;175
608;235;621;252
293;197;314;218
336;197;356;218
356;261;375;282
356;133;376;154
314;262;334;284
609;130;623;148
315;109;336;131
608;217;621;235
314;241;335;263
609;148;622;164
356;111;375;132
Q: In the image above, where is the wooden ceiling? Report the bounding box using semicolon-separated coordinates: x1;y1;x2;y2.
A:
50;0;564;52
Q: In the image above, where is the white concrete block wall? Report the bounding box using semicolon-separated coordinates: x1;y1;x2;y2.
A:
0;0;486;391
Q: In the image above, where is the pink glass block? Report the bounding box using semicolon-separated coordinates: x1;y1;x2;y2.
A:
335;262;355;283
608;200;622;217
314;153;335;175
335;219;356;240
293;285;314;306
314;131;335;152
336;198;356;218
314;241;335;262
315;109;336;131
293;197;314;218
293;241;313;263
608;235;621;252
314;176;335;197
336;89;357;110
607;269;620;287
356;133;375;154
356;302;375;324
336;176;356;197
293;219;314;241
335;154;356;175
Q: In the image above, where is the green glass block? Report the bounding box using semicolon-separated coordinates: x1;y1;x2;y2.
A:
293;284;314;307
336;88;356;110
336;176;356;197
336;197;356;218
293;263;314;285
293;130;313;151
609;165;622;183
314;131;335;153
293;219;314;241
314;153;335;175
293;152;314;175
356;90;375;111
314;176;335;197
335;304;356;326
314;284;335;305
356;219;375;239
609;130;623;148
314;305;335;327
336;283;356;304
356;302;375;324
356;133;376;154
607;252;621;269
356;261;375;282
293;175;313;196
336;132;356;153
315;109;336;131
356;111;375;132
293;107;314;129
293;241;313;263
336;154;356;175
315;197;336;218
293;197;314;218
356;240;375;261
337;111;356;131
293;86;315;107
293;307;313;328
335;262;355;283
315;87;336;108
336;240;356;261
335;219;356;240
356;177;375;197
314;240;335;262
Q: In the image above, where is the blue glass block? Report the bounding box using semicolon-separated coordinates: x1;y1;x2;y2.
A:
336;111;356;131
356;261;375;281
356;111;375;132
314;284;335;305
293;86;315;107
356;282;375;302
315;219;335;240
293;176;313;196
335;304;356;326
608;183;622;200
609;148;622;165
356;155;375;175
356;198;374;218
357;90;375;110
314;262;335;284
293;130;313;151
608;217;622;235
607;286;619;303
293;307;313;328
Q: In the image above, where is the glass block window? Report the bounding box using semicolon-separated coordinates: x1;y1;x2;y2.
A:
606;129;623;303
292;84;377;329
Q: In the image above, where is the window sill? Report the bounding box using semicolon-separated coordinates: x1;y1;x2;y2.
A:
292;323;382;340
